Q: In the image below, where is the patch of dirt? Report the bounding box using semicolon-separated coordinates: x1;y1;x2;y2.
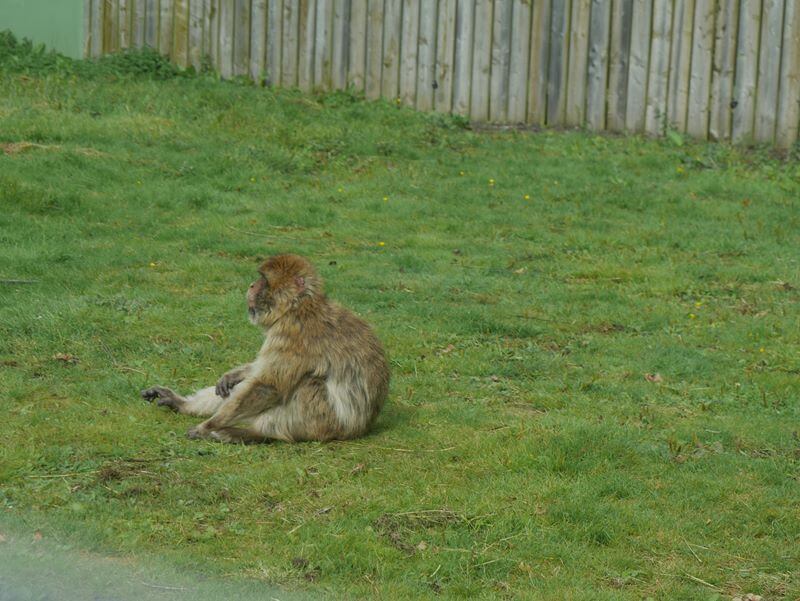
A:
95;458;159;483
373;509;472;555
1;142;54;155
577;322;628;335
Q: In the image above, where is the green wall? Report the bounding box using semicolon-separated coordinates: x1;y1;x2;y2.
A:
0;0;84;58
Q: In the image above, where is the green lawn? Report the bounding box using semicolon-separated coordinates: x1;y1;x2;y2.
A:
1;41;799;600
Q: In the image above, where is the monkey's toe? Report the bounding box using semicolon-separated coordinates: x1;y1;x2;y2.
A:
141;387;162;401
141;386;184;412
186;426;205;440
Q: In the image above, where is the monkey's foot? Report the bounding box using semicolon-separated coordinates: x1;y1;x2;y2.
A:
186;425;210;440
141;386;185;412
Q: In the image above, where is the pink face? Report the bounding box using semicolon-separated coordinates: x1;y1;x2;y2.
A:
247;275;267;322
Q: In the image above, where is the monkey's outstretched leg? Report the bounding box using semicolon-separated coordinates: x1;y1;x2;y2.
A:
142;386;227;416
188;380;279;439
196;426;268;444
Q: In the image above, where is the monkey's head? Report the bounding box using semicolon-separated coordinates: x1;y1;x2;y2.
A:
247;254;322;327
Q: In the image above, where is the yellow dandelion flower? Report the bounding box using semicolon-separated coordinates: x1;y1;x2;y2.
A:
689;313;696;319
759;347;765;353
694;301;703;307
488;178;495;186
149;262;156;268
459;171;465;176
383;196;389;202
524;194;530;200
378;241;385;247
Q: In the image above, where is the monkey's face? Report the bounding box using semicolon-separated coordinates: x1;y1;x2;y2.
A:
247;275;270;325
247;255;321;327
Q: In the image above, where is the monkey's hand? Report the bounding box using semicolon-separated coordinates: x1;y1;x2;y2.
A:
215;370;244;398
141;386;186;413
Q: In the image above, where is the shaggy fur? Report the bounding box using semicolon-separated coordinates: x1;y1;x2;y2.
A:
142;254;389;443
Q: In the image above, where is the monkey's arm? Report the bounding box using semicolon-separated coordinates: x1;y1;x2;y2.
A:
215;363;252;398
189;378;279;439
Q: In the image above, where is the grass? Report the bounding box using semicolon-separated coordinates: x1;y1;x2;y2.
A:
1;37;799;600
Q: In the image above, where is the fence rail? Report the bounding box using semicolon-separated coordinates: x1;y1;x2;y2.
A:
84;0;800;148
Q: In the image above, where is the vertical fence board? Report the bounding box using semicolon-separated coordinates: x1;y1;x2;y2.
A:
136;0;147;48
202;0;212;64
133;0;146;47
189;0;204;67
365;0;383;99
348;0;368;91
267;0;283;85
91;0;103;56
776;1;800;149
174;0;189;66
732;0;760;143
382;0;402;99
314;0;333;89
119;0;130;49
232;0;250;75
754;0;784;143
470;0;493;121
145;0;158;49
586;0;611;129
489;0;513;122
416;1;437;111
218;0;233;76
547;0;572;126
708;0;738;140
453;0;475;116
103;0;116;54
435;0;457;113
280;1;298;86
644;0;672;135
209;0;220;71
399;0;420;106
566;0;591;127
607;0;632;130
332;0;350;90
686;0;715;139
528;0;552;125
666;0;694;131
249;0;266;81
159;0;174;55
507;0;532;122
83;0;100;58
624;0;651;132
111;0;123;52
84;0;93;57
299;0;316;91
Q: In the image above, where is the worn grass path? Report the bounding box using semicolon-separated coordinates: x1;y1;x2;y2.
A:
1;46;799;599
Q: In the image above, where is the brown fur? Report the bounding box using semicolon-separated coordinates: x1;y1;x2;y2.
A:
142;254;389;443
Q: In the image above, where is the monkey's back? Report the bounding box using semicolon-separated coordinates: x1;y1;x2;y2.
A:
319;302;389;437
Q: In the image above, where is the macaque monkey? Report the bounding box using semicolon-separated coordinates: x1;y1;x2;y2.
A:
141;254;389;443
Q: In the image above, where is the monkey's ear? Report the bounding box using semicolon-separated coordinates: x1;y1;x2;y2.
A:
295;276;306;293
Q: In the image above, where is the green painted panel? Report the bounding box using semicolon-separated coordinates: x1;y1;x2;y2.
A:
0;0;84;58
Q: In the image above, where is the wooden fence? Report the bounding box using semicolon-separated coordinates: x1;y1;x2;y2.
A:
84;0;800;148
